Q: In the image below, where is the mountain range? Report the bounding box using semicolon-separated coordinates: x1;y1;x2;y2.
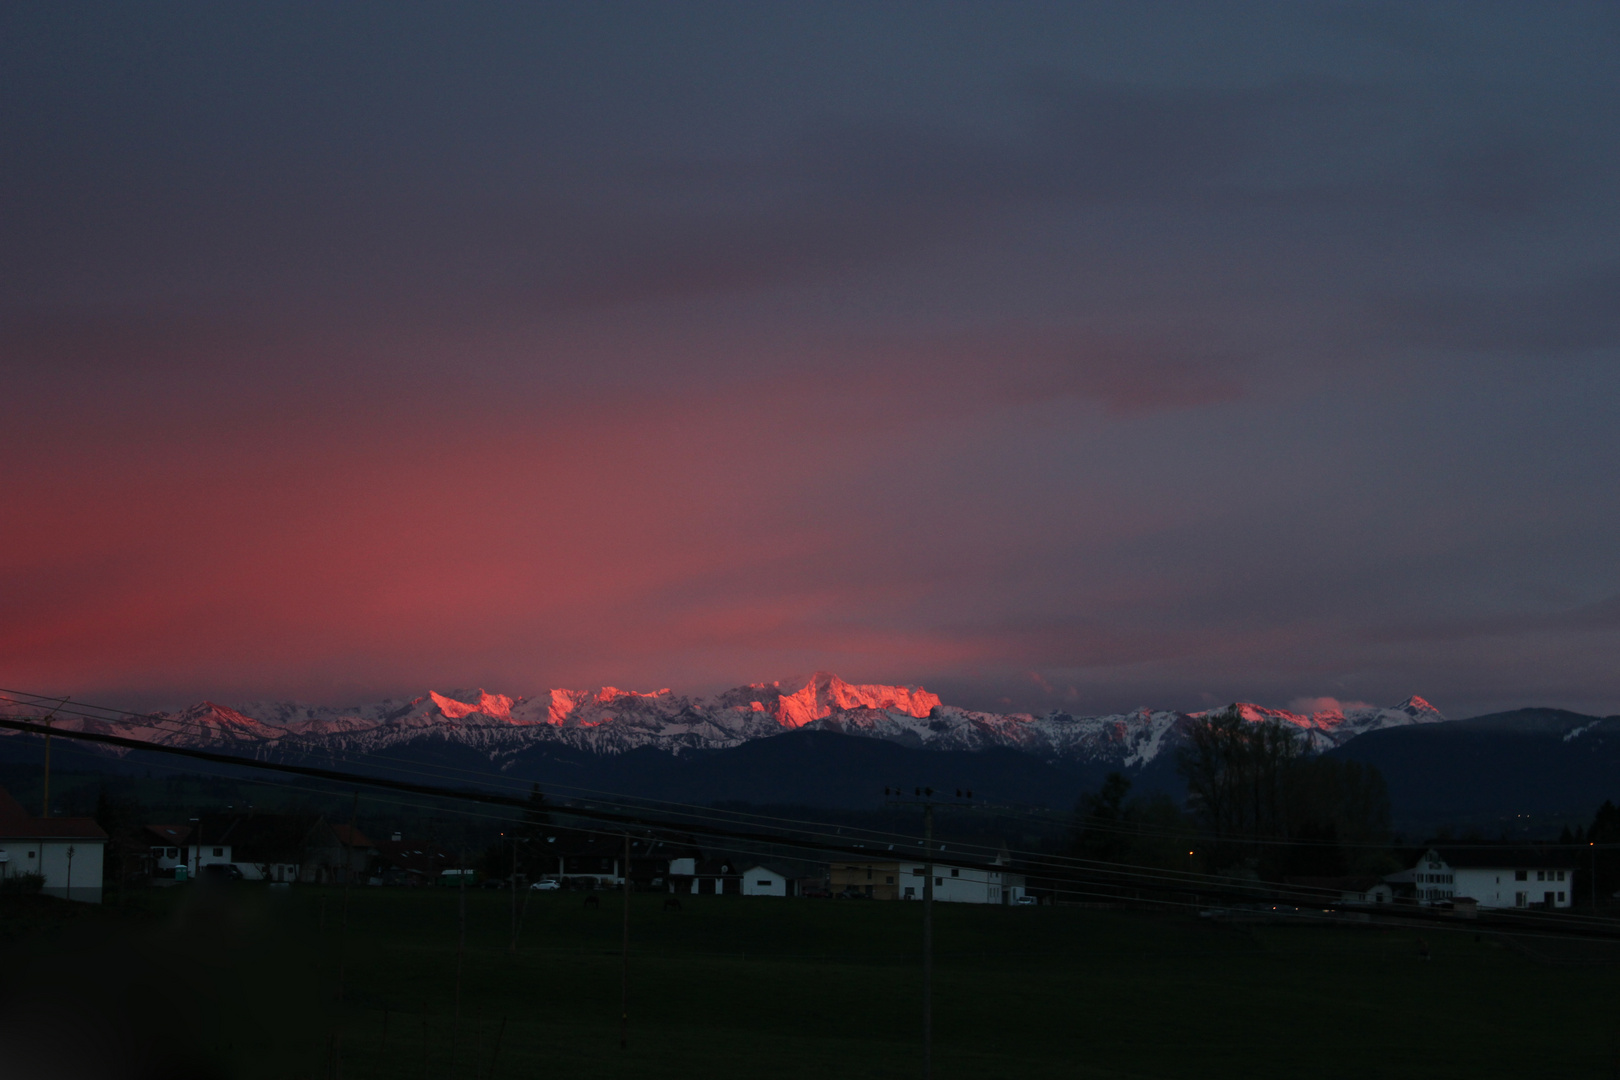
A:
1;671;1446;770
5;675;1617;829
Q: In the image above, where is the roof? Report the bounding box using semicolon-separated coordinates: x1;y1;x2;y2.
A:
0;786;107;842
741;862;799;879
1283;875;1387;893
1420;846;1582;870
329;824;372;849
145;823;193;845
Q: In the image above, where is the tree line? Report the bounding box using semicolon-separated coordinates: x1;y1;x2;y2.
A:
1069;707;1395;882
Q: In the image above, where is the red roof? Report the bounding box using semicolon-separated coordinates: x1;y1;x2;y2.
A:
330;824;372;848
0;786;108;841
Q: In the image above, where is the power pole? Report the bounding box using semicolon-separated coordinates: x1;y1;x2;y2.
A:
884;786;976;1080
510;833;520;955
338;789;359;1075
620;832;631;1050
922;801;933;1080
40;722;50;818
38;697;68;817
452;845;466;1076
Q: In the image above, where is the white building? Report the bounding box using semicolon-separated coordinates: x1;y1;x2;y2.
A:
741;863;794;896
1390;847;1576;909
0;787;107;903
831;856;1028;904
900;860;1028;904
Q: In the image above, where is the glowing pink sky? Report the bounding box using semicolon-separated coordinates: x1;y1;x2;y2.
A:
3;4;1619;717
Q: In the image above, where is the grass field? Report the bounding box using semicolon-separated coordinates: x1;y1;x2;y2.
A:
6;885;1619;1079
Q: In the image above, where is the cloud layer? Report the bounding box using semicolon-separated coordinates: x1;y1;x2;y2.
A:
3;3;1619;717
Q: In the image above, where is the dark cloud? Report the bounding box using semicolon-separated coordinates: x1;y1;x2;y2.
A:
1379;261;1620;352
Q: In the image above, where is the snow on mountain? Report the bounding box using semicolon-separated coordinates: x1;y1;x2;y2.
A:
1199;695;1447;751
2;677;1448;769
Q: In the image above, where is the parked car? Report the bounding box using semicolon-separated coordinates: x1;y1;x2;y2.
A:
530;879;560;891
202;863;244;881
1014;895;1038;905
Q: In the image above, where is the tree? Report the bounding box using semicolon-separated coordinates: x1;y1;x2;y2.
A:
1586;800;1620;906
1178;708;1304;842
513;785;553;881
1177;709;1393;877
1069;773;1198;874
1069;773;1133;864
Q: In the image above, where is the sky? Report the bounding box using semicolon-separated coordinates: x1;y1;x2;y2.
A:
4;2;1619;719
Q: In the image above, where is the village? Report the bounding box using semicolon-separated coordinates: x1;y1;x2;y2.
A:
0;784;1586;917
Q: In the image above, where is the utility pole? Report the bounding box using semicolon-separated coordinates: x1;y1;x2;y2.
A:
452;845;466;1076
38;697;68;817
40;722;50;818
884;785;976;1080
922;801;933;1080
190;816;202;881
509;832;520;955
338;792;358;1001
620;832;631;1050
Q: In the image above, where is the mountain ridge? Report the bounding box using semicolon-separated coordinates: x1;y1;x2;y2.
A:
0;673;1446;772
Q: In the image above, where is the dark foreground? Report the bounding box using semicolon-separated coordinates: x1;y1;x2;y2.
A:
4;886;1618;1079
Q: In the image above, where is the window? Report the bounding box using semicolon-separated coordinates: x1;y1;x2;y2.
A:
1515;870;1528;881
951;868;960;877
913;867;924;876
904;887;915;898
885;876;894;884
1557;870;1566;881
1537;870;1546;881
1558;892;1566;902
213;847;224;857
27;851;34;859
866;868;872;880
935;877;943;887
757;880;772;887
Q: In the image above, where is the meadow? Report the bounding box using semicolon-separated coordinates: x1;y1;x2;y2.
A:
5;885;1618;1080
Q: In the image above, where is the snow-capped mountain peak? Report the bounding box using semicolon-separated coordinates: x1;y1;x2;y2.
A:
1;678;1447;772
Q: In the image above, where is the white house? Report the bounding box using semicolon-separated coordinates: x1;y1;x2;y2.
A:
1390;847;1576;909
741;863;795;896
0;786;107;903
900;860;1028;904
830;856;1028;904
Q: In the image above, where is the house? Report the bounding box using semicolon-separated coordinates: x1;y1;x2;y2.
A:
218;813;316;882
0;786;107;902
830;857;1027;904
689;858;742;895
146;813;317;882
301;822;374;884
144;823;192;877
1282;875;1395;906
372;835;457;887
741;863;796;897
1387;847;1578;909
531;830;697;891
